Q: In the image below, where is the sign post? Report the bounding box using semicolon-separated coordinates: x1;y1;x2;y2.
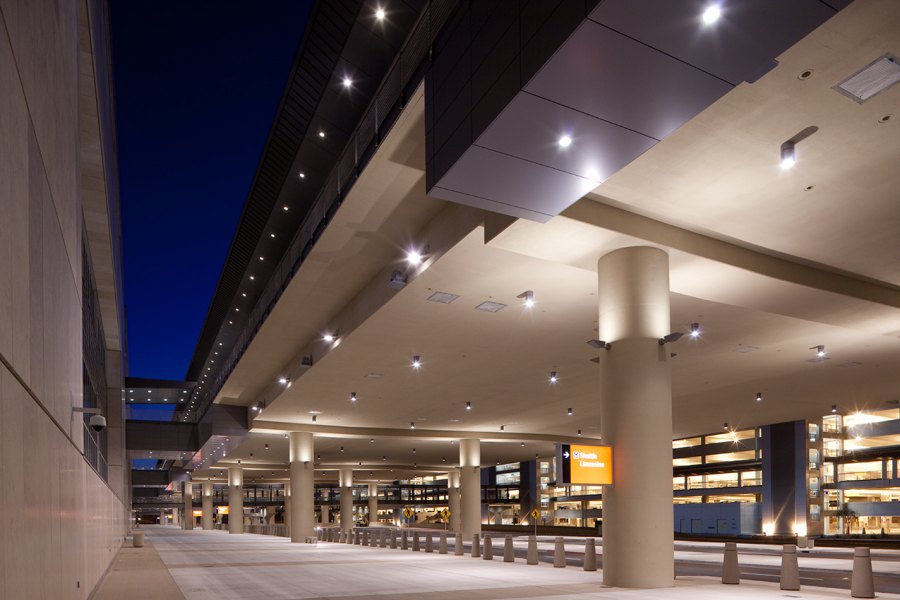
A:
403;506;414;528
531;508;540;536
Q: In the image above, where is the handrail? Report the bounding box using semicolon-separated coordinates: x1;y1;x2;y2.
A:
82;420;108;481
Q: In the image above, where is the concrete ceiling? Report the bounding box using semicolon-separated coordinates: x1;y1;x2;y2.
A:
190;0;900;482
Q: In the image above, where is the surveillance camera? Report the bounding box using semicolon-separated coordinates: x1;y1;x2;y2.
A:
89;414;107;432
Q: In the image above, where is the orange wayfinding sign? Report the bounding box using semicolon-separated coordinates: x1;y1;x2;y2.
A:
557;444;613;485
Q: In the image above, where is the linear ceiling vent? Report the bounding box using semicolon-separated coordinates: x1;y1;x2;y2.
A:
834;54;900;103
427;291;459;304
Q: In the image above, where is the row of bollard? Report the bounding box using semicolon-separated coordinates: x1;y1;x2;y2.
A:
319;528;598;571
722;541;875;598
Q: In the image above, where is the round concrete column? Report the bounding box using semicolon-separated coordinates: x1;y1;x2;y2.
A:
368;483;379;525
598;246;673;588
459;439;481;539
448;470;461;532
183;482;194;530
339;468;354;533
283;481;291;528
320;503;329;525
202;482;214;530
228;467;244;534
289;432;315;542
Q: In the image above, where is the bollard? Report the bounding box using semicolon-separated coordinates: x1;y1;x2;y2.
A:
472;534;481;558
338;530;344;543
363;530;369;546
354;529;361;545
584;538;597;572
379;530;386;548
553;537;566;568
780;544;800;591
851;547;875;599
132;532;145;548
722;541;739;584
483;535;493;560
390;530;398;549
526;535;539;565
439;532;448;554
454;533;464;556
504;535;515;563
401;530;409;550
426;532;433;553
412;532;421;552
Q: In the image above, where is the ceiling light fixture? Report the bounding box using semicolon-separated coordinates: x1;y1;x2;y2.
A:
811;344;826;358
831;404;838;414
756;392;763;402
350;392;358;403
375;6;385;20
465;401;472;411
577;429;582;436
558;135;572;148
780;141;796;169
312;415;317;423
500;425;505;431
406;250;423;265
586;339;611;350
340;446;344;452
549;371;558;383
342;77;352;88
517;290;534;307
723;422;729;430
323;333;336;343
388;270;408;289
410;422;415;429
318;131;325;138
278;377;289;385
567;407;573;416
701;4;721;25
659;332;684;346
411;355;421;369
690;323;701;338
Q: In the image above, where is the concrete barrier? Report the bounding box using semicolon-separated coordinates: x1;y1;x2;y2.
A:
472;534;481;558
504;535;514;563
439;532;448;554
584;538;597;572
412;532;420;551
851;547;875;599
722;541;739;584
780;544;799;591
483;534;493;560
553;537;566;568
454;533;463;556
132;532;145;548
526;535;538;565
425;532;433;553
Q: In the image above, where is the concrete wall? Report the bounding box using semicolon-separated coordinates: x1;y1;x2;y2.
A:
0;0;126;597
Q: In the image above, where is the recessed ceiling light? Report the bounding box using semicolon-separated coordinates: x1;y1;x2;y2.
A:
550;371;559;384
283;205;289;211
410;422;415;429
318;131;325;138
465;401;472;411
241;293;247;297
558;135;572;148
350;392;358;403
406;250;423;265
259;256;265;261
323;333;335;343
278;377;288;385
411;355;421;369
298;172;305;179
690;323;700;338
756;392;763;402
375;7;385;20
342;77;352;88
780;141;796;169
701;4;721;25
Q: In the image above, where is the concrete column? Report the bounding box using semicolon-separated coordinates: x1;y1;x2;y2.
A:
448;470;461;532
320;503;329;525
283;481;291;527
289;432;315;542
459;439;481;539
160;509;166;525
172;507;179;526
202;482;214;530
340;468;354;533
598;246;673;588
182;482;194;530
368;483;378;524
228;467;244;534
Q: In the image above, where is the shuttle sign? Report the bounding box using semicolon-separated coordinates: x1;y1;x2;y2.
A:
557;444;613;485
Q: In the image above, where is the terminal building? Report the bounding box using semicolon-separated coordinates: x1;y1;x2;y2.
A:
2;0;899;596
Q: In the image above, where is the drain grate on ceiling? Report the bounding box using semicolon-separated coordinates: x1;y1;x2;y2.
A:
834;54;900;103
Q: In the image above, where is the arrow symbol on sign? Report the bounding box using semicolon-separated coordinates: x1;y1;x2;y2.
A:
563;451;570;458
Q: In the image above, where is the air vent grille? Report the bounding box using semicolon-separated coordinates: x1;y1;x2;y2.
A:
835;54;900;103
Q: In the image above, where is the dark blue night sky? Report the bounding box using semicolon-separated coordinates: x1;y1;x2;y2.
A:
112;1;313;380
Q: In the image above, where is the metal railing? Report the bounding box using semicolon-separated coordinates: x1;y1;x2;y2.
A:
82;420;108;481
193;0;459;420
245;524;290;537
